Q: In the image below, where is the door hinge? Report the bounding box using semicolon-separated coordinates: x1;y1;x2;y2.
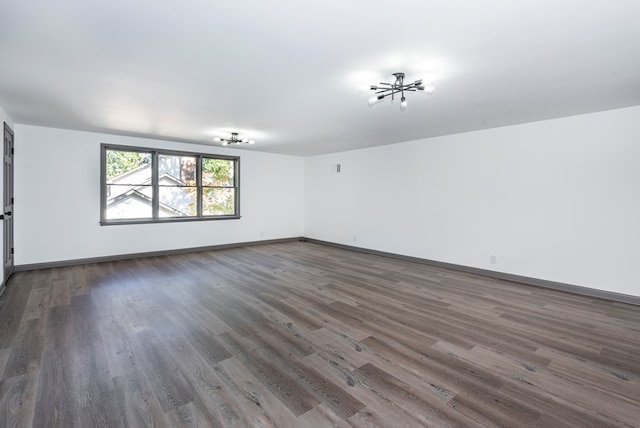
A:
11;197;13;204
10;248;14;255
11;148;14;155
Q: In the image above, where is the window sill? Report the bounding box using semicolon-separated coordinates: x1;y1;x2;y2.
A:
100;215;241;226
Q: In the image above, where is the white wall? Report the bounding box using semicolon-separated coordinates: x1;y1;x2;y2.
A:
304;106;640;297
11;107;640;297
15;125;304;265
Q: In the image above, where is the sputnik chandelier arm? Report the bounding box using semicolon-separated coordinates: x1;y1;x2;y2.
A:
368;72;435;110
214;132;255;146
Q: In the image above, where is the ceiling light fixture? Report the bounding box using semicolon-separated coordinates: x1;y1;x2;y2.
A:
368;72;435;111
213;132;255;146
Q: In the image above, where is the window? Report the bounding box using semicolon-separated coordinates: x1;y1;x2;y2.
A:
101;144;239;224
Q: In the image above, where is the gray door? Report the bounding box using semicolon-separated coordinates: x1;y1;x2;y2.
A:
3;122;14;284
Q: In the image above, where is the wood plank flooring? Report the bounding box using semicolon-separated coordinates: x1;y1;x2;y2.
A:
1;241;639;427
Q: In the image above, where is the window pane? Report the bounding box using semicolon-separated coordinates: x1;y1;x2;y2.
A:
202;158;234;187
203;188;235;215
102;145;239;224
106;184;153;219
105;150;151;184
159;155;196;186
159;186;197;217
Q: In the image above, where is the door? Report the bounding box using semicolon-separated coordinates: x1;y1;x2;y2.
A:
3;122;14;284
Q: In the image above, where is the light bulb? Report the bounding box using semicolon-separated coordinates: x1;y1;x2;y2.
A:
368;94;386;106
213;137;221;142
222;141;229;146
248;140;255;144
424;84;435;95
400;97;407;110
236;141;241;145
388;74;397;85
242;138;248;143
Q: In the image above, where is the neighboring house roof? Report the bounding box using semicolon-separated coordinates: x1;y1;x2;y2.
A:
108;188;186;216
106;162;151;184
158;173;186;186
109;165;186;187
107;162;195;217
108;170;189;201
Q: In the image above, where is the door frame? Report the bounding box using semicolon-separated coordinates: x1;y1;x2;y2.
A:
2;122;14;292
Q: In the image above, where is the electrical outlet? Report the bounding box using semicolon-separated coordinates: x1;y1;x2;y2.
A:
490;255;497;264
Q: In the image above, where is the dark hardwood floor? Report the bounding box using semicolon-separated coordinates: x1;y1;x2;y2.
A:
0;241;639;427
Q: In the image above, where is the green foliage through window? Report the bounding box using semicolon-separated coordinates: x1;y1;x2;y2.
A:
106;150;150;180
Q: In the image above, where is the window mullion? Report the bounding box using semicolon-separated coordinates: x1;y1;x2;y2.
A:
197;155;203;217
235;158;240;217
152;151;159;219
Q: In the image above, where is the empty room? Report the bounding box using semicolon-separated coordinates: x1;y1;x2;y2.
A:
1;0;639;426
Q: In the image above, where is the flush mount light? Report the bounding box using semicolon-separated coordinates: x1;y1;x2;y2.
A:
213;132;255;146
368;72;435;111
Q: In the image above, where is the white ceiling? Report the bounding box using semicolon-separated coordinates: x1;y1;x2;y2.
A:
1;0;639;156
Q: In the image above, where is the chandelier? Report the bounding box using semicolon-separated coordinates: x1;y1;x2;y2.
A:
368;72;435;110
214;132;255;146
